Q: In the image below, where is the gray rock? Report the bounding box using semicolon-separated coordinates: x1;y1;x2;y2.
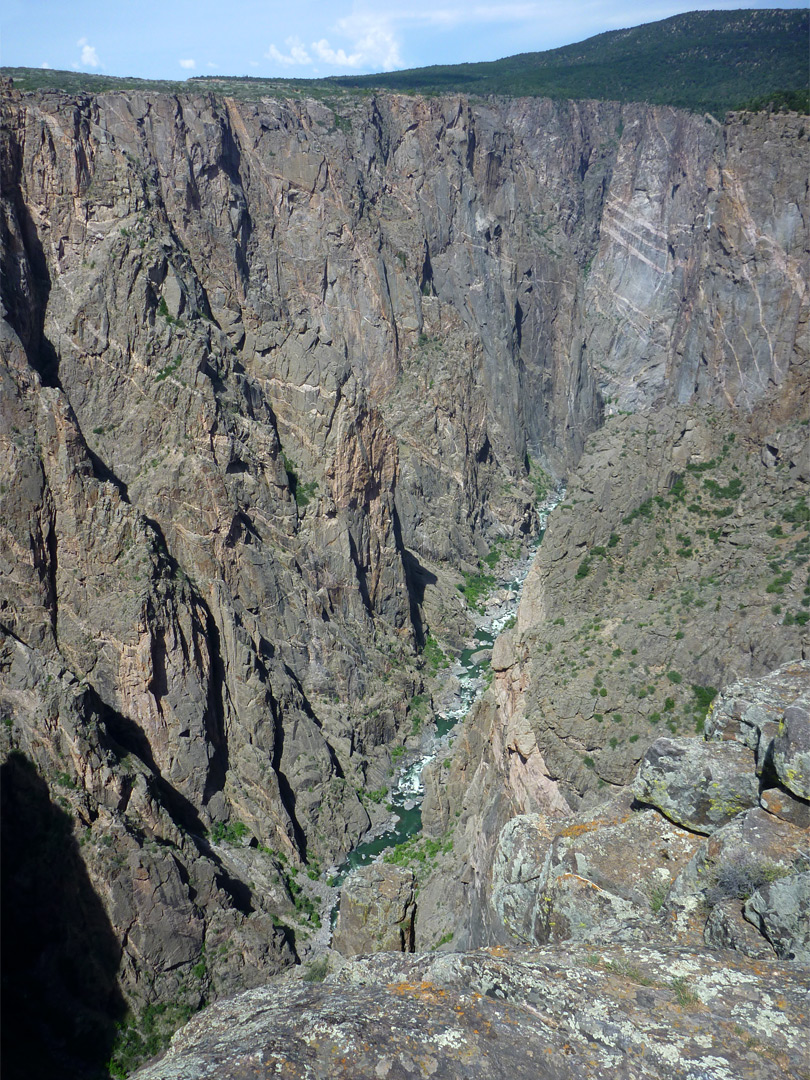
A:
132;942;810;1080
632;737;759;833
772;702;810;800
706;662;810;776
667;806;809;947
703;901;776;959
490;797;702;947
760;785;810;829
491;631;517;671
744;871;810;962
332;864;416;956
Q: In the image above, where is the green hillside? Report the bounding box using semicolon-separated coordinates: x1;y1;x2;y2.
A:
3;9;808;114
327;8;810;113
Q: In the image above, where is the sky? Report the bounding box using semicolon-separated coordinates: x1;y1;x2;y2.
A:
2;1;807;80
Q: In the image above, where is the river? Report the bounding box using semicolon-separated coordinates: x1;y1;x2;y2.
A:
328;490;562;900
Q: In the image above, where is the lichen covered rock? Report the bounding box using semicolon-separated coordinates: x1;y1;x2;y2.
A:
772;702;810;800
133;943;810;1080
332;864;416;956
632;737;759;833
744;871;810;962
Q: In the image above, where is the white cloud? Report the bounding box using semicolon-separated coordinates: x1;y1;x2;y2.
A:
77;37;100;68
265;20;402;73
179;58;196;69
207;61;217;68
339;22;402;70
311;39;362;67
265;37;313;67
40;62;52;69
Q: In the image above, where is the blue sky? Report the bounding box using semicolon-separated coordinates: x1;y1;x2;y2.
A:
2;2;807;80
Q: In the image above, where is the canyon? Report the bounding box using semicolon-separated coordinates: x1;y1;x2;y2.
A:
0;75;808;1078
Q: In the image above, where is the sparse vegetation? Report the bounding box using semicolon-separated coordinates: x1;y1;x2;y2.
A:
302;956;329;982
670;976;700;1007
457;568;496;612
704;859;795;907
209;820;249;845
108;999;199;1078
383;832;454;867
423;634;450;672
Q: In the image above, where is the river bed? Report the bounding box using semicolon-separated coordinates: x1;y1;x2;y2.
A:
326;491;562;901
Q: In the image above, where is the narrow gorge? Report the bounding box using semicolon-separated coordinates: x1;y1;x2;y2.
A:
0;71;808;1079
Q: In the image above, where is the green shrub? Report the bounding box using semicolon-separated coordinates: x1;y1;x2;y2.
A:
576;556;592;579
784;610;810;627
691;685;718;713
210;820;249;845
457;568;496;612
108;1000;197;1078
622;498;655;525
703;477;744;500
302;957;329;982
649;882;668;913
423;634;449;672
783;497;809;525
281;453;318;506
154;355;182;381
766;570;792;595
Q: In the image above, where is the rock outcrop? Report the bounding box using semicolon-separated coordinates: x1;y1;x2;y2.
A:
419;405;809;949
420;662;810;965
131;663;810;1079
332;864;416;956
133;943;810;1080
632;737;760;832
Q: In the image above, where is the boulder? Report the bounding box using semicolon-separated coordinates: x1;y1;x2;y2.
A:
490;795;701;946
491;630;517;672
744;871;810;962
332;864;416;956
705;660;810;776
632;737;759;833
667;806;808;947
772;702;810;800
759;786;810;828
703;901;776;959
133;942;810;1080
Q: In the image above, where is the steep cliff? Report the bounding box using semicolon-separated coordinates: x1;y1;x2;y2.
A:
1;77;807;1076
133;664;810;1080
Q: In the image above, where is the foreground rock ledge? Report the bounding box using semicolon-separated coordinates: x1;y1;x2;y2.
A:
133;943;809;1080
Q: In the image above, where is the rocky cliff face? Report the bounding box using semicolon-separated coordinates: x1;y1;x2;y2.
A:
420;401;809;948
131;665;810;1080
1;76;807;1076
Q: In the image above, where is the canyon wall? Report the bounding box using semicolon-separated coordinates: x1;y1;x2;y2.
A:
0;78;807;1072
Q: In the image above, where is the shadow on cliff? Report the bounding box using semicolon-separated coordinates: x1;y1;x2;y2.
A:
392;507;437;649
0;175;61;388
0;751;127;1080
